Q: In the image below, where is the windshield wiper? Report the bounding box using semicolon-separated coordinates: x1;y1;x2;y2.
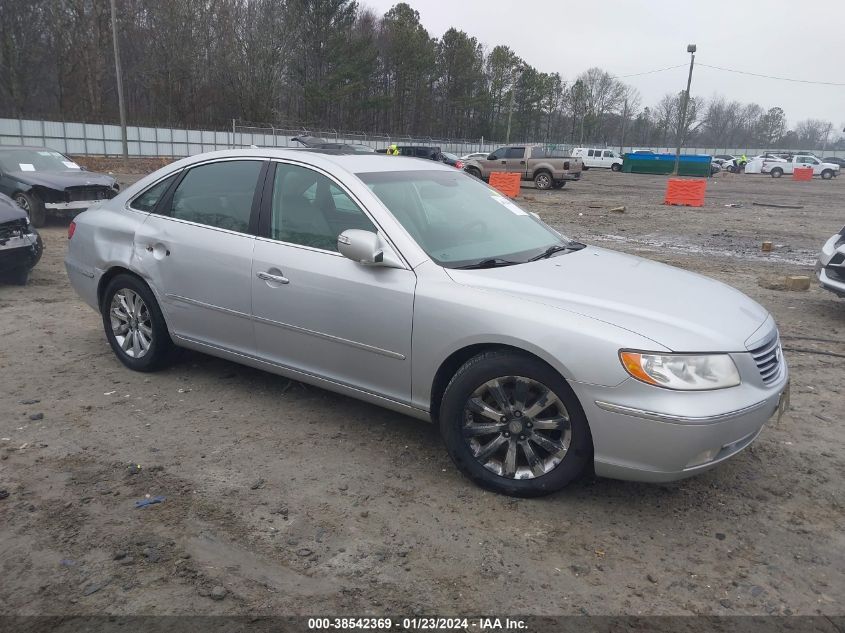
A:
526;241;586;262
454;258;520;270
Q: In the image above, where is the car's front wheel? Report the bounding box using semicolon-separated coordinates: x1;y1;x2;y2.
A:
13;192;46;227
440;350;592;497
101;274;173;371
611;163;622;172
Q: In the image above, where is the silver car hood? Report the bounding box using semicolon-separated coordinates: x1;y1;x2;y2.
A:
446;246;769;352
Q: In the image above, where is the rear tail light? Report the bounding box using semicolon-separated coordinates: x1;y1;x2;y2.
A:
68;220;76;240
455;160;464;170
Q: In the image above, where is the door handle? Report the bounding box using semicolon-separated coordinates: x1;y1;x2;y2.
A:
519;160;526;165
257;270;289;284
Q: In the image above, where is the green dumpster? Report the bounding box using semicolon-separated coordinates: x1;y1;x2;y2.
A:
623;152;712;177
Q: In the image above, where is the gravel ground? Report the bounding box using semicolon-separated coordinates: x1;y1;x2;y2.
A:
1;168;843;618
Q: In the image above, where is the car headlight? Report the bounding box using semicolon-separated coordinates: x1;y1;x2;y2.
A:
619;351;741;390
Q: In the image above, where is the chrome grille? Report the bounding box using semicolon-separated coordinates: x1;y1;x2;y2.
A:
749;333;782;385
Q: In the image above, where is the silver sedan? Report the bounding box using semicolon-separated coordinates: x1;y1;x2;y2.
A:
65;150;790;496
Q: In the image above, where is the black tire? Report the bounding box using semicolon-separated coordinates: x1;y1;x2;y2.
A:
30;232;44;267
533;171;553;190
13;192;46;227
727;165;737;173
821;169;833;180
439;350;592;497
581;165;590;171
551;181;565;189
771;168;783;179
611;163;622;172
101;273;173;372
466;167;483;180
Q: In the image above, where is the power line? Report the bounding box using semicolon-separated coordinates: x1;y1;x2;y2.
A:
698;63;845;86
612;64;687;79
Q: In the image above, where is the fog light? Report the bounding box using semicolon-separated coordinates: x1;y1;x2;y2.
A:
686;447;720;468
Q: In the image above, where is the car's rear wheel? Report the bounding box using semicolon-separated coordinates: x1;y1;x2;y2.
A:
533;171;552;190
439;350;592;497
13;192;46;227
101;274;173;372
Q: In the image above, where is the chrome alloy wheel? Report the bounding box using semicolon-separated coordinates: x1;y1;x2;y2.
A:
13;194;30;213
110;289;153;358
462;376;571;479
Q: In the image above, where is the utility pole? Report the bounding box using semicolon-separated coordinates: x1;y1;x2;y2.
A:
505;66;523;144
109;0;128;161
672;44;696;176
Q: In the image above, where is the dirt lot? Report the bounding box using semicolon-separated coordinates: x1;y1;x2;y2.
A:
1;169;844;618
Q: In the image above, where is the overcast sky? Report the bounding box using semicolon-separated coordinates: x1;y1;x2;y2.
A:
362;0;845;130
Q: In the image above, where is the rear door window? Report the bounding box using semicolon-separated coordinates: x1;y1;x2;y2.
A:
505;147;525;159
167;160;263;233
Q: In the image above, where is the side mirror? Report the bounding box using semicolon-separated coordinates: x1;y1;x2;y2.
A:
338;229;403;269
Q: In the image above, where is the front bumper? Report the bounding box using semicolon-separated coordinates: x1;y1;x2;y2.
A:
45;200;104;212
0;233;41;274
815;234;845;298
570;357;789;483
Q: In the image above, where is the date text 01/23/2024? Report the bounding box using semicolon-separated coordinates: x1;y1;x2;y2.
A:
307;617;529;630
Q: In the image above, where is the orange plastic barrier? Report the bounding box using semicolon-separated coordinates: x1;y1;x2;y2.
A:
664;178;706;207
793;167;813;181
488;172;521;198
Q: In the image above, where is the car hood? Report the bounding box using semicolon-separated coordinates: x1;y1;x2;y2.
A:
8;170;115;190
446;246;769;352
0;193;27;222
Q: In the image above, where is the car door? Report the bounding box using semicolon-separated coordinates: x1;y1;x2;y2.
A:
250;161;416;404
503;147;527;175
602;150;615;168
133;158;267;356
483;147;509;175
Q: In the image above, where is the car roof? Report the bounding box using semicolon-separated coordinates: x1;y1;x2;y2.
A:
167;148;455;176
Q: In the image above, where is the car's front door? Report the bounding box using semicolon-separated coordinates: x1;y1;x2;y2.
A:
482;147;508;175
503;146;527;176
133;158;267;356
250;161;416;404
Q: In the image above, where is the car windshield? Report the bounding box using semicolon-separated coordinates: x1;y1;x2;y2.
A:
357;170;573;268
0;149;80;172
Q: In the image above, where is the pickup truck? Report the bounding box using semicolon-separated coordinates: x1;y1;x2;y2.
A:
463;145;582;189
762;154;840;179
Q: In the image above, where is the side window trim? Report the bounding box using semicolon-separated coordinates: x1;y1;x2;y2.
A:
127;171;182;213
153;157;269;236
257;159;409;268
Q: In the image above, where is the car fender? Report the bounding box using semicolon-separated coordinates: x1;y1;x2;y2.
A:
409;261;662;411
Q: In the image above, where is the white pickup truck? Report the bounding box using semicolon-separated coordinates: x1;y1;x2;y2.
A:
571;147;623;171
762;154;840;179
